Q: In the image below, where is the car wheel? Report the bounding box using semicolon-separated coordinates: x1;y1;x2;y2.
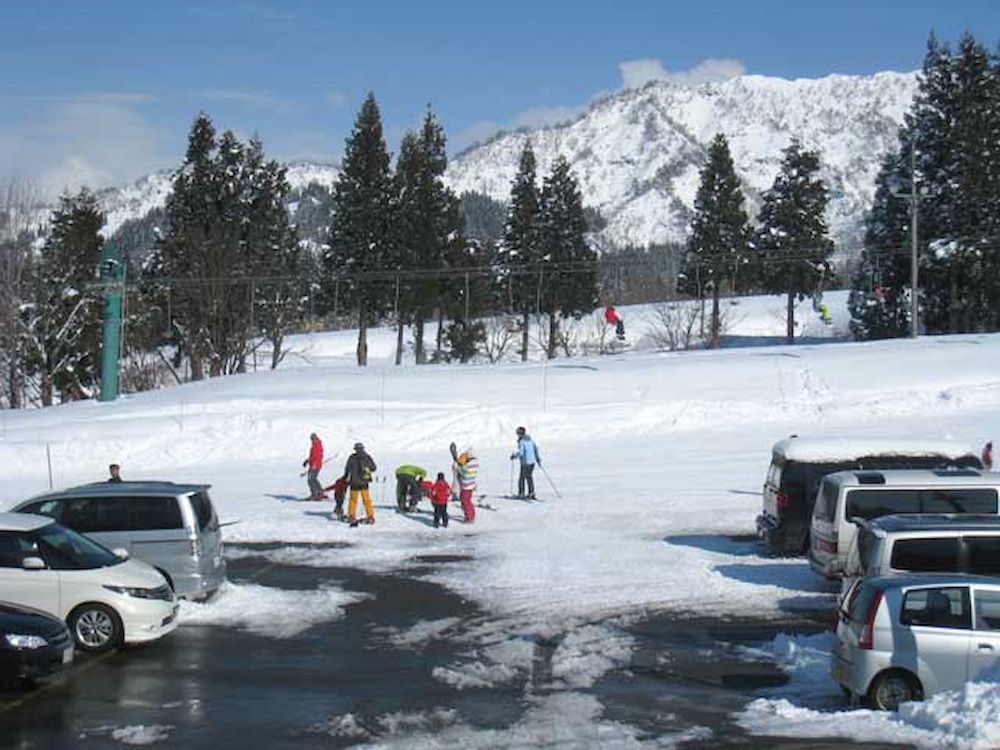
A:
69;603;123;653
869;670;918;711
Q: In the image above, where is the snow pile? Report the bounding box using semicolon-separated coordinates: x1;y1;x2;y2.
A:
550;623;635;689
432;636;535;690
179;581;367;638
108;725;174;745
739;632;1000;749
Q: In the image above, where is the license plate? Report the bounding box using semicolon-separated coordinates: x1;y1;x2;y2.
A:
62;647;73;665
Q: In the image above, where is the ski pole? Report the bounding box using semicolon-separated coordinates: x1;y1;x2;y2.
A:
509;457;515;496
300;452;339;477
539;464;562;499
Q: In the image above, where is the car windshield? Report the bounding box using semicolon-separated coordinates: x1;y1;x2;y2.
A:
34;522;121;570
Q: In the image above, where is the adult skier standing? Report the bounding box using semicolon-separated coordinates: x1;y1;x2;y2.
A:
302;433;325;500
455;446;478;523
511;426;541;499
343;442;377;526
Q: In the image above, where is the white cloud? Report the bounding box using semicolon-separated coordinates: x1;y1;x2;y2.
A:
619;57;746;89
0;96;170;198
197;90;296;114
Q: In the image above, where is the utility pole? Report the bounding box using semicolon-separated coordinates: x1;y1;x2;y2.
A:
909;147;919;339
98;241;124;402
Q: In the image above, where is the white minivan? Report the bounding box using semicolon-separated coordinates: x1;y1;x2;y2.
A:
809;469;1000;578
0;513;178;652
833;574;1000;710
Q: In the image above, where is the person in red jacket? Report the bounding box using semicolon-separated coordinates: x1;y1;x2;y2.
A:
984;442;994;471
430;472;451;528
604;305;625;341
323;475;349;520
302;433;325;500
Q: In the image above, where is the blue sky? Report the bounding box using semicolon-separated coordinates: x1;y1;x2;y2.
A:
1;0;996;196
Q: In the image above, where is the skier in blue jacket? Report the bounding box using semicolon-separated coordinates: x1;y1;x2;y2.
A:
510;426;541;499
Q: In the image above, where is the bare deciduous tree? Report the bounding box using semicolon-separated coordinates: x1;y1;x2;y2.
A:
0;177;41;408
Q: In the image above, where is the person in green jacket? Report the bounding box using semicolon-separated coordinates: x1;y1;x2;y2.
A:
395;464;428;513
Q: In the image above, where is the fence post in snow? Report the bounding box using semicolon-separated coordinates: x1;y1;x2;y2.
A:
46;442;53;490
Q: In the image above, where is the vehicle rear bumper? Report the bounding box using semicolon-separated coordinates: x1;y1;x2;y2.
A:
756;514;805;554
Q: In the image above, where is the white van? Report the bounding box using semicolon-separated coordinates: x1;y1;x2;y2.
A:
843;515;1000;595
810;469;1000;578
0;513;178;652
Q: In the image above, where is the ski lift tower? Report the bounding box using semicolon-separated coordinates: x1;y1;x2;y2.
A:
97;240;124;402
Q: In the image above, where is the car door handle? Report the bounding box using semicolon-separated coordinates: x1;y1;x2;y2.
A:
978;643;995;651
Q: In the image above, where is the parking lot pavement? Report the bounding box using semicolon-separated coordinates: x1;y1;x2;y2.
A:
0;547;897;749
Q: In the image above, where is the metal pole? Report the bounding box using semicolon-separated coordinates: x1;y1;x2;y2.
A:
910;147;919;339
98;240;123;402
46;442;53;489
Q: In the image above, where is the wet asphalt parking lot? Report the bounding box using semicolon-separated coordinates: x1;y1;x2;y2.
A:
0;543;903;749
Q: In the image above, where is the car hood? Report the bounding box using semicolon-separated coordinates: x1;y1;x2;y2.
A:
101;559;170;589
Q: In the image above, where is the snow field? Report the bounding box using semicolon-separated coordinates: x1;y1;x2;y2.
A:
3;292;1000;746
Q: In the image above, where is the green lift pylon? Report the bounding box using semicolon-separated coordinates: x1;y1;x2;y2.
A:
98;240;124;402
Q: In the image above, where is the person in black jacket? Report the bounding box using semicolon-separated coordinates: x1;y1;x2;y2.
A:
343;442;377;526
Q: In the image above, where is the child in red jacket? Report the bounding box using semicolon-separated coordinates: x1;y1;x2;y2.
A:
430;472;451;528
323;476;349;521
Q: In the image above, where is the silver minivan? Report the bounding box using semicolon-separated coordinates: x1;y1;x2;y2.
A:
842;514;1000;595
14;482;226;600
809;469;1000;578
833;574;1000;710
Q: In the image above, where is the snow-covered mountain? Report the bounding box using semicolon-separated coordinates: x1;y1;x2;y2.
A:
95;161;342;238
447;71;919;249
81;71;917;249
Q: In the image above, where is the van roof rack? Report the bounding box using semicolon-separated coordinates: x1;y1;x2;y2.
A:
855;471;886;485
933;469;981;478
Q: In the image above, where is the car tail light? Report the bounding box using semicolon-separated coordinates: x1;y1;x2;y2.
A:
818;537;838;554
858;591;882;650
775;492;790;510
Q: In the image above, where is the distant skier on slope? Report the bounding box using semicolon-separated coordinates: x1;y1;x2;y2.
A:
604;305;626;341
984;442;994;471
511;426;541;499
452;445;478;523
430;472;451;528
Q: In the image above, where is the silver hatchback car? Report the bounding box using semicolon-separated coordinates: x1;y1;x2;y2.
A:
833;574;1000;710
14;482;226;601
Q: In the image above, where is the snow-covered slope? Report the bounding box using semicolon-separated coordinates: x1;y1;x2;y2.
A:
448;72;918;248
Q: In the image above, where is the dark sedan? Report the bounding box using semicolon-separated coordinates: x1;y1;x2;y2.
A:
0;602;74;686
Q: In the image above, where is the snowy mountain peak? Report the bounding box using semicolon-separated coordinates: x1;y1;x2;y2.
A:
446;70;920;248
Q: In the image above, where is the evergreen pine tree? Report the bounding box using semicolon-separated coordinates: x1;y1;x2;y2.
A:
499;142;541;360
29;189;105;405
537;156;597;359
848;150;912;339
391;110;463;364
755;139;834;344
685;133;751;348
322;93;394;366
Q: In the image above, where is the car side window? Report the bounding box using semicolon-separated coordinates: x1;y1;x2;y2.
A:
130;497;183;530
966;537;1000;575
19;500;63;521
890;538;960;573
901;587;971;629
0;532;24;567
59;497;101;532
846;489;921;521
974;590;1000;631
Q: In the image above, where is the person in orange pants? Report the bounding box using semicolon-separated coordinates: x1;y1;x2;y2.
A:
343;442;377;527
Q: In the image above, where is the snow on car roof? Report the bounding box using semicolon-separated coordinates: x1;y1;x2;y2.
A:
771;436;978;463
0;512;54;532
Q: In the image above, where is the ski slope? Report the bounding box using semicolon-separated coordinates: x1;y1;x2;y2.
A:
2;291;999;747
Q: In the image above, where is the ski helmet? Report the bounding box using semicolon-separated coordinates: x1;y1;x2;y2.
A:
354;442;364;451
516;426;526;437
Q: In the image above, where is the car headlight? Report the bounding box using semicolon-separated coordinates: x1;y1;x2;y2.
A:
103;584;160;599
5;633;48;650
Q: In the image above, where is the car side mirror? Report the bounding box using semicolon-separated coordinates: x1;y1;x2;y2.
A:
22;556;46;570
113;548;130;560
